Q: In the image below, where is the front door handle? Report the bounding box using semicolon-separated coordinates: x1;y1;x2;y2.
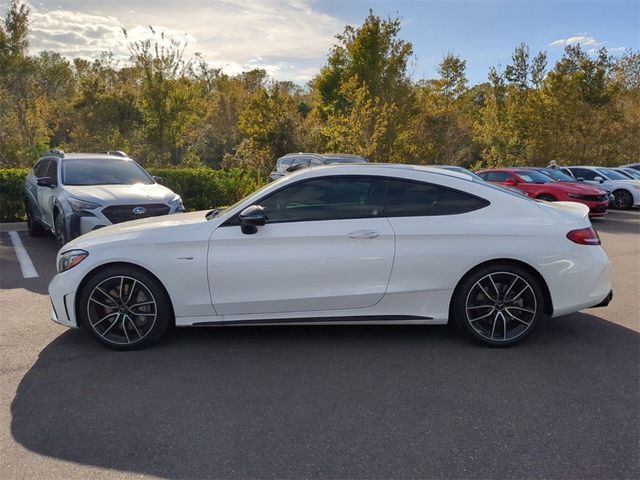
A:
348;230;380;239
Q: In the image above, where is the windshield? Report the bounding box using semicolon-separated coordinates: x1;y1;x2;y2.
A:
621;168;640;179
536;168;575;182
62;159;154;186
514;170;552;184
597;168;628;180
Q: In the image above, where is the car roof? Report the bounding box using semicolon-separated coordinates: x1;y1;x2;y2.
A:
58;153;134;161
285;163;475;181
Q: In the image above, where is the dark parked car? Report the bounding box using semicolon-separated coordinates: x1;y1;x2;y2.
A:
24;150;184;246
621;163;640;172
269;153;367;181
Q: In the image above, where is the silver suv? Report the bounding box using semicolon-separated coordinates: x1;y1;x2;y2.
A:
269;153;367;181
24;150;184;246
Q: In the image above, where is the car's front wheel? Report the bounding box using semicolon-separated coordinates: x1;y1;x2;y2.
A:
451;263;545;347
537;194;555;202
78;266;172;350
612;189;633;209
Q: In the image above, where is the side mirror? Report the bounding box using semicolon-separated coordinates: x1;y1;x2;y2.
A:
152;176;163;184
37;177;57;188
576;177;584;182
594;176;604;183
239;205;266;234
504;178;518;186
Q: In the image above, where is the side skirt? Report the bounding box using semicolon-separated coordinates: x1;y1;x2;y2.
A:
191;315;433;327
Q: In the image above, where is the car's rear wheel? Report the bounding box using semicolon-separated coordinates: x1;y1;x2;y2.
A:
537;194;555;202
452;264;545;347
26;202;45;237
612;189;633;209
78;266;172;350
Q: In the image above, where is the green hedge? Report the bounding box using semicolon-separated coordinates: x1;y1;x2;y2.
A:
0;167;265;222
0;169;29;222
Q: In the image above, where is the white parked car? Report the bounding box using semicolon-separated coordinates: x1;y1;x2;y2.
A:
561;166;640;209
49;164;612;350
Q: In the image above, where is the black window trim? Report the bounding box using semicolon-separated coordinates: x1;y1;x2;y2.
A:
222;174;490;227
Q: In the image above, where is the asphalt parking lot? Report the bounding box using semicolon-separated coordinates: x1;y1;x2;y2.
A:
0;211;638;479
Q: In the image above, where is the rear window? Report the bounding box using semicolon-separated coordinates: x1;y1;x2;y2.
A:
322;156;367;164
382;179;489;217
479;172;512;182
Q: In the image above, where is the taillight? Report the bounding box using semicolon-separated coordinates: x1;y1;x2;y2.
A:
567;227;601;245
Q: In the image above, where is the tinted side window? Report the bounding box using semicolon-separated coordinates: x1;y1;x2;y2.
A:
33;159;50;177
571;168;597;181
45;159;58;181
383;179;489;217
259;177;384;222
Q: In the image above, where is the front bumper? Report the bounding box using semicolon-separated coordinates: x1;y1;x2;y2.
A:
49;270;83;328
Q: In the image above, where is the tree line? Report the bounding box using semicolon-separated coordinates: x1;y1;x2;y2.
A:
1;0;638;175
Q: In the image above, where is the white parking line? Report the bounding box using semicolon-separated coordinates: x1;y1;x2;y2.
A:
8;231;39;279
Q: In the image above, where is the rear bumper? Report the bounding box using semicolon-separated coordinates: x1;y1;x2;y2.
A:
548;246;612;317
589;289;613;308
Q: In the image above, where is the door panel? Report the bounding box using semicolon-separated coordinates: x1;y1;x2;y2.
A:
209;218;395;315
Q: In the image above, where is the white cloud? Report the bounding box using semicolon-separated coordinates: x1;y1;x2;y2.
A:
549;34;602;47
20;0;345;82
549;33;627;56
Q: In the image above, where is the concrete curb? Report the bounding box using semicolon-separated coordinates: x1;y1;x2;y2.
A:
0;222;27;232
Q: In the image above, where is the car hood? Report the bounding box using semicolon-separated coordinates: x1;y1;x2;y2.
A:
63;183;177;204
543;182;605;195
599;179;639;188
64;210;212;250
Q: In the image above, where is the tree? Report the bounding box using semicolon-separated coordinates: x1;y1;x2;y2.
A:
309;10;415;162
128;29;202;165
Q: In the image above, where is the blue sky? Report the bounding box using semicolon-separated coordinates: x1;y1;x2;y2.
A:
313;0;639;83
13;0;640;84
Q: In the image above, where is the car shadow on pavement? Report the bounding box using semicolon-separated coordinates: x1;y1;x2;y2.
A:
10;314;639;479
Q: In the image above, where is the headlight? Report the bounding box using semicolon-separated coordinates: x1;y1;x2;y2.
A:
168;195;184;211
68;196;100;212
57;250;89;273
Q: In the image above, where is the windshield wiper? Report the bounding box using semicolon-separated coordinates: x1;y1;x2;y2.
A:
206;209;220;220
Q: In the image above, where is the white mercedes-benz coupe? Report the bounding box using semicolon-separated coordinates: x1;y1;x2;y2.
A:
49;164;613;350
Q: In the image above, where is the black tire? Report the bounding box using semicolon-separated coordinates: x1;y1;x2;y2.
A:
537;194;556;202
78;265;172;350
25;201;46;237
612;189;633;209
451;263;546;347
54;212;67;247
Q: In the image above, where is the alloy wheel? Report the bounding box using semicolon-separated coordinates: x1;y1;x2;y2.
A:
613;190;633;209
465;272;537;342
86;275;157;345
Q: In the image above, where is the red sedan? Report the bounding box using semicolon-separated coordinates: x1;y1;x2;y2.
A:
476;168;609;217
